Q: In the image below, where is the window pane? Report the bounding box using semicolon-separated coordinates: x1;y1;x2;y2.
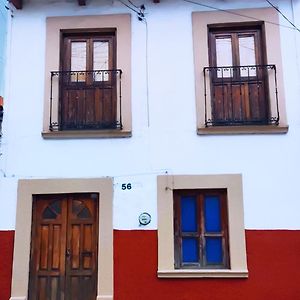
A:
181;196;197;232
71;42;86;82
42;200;61;219
94;41;109;81
204;195;221;232
42;207;57;219
216;37;233;78
72;200;84;215
50;200;61;215
206;237;223;264
78;207;92;219
239;36;256;77
182;238;199;263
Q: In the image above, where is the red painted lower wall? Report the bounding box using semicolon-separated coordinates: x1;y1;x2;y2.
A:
1;230;300;300
0;231;14;300
114;230;300;300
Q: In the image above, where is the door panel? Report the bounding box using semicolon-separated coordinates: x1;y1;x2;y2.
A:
60;34;116;130
209;27;269;124
215;36;233;78
29;194;98;300
212;81;267;124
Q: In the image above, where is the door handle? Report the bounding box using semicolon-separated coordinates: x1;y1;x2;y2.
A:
66;248;71;259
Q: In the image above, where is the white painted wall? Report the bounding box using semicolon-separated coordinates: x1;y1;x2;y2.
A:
1;0;300;230
0;0;8;96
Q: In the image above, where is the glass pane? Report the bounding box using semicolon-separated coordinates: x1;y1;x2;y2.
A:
42;207;57;219
239;36;256;77
94;41;109;81
72;200;84;215
216;37;233;78
204;195;221;232
206;237;223;264
78;207;92;219
50;200;61;215
72;200;92;218
71;42;86;82
181;196;197;232
182;238;199;263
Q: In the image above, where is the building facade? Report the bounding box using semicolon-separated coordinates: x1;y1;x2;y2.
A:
0;0;7;136
0;0;300;299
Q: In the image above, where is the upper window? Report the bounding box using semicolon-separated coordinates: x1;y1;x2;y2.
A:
207;25;271;126
57;30;120;131
174;189;229;269
42;14;132;139
192;8;288;135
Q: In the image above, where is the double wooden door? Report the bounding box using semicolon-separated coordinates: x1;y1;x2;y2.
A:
209;26;269;124
29;194;99;300
60;32;117;130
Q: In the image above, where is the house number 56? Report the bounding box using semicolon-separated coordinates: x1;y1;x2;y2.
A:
121;183;132;190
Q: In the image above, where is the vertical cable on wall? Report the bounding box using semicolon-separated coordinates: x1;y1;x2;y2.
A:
118;1;150;127
143;17;150;127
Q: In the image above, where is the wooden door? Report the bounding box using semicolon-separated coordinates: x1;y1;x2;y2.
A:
28;193;99;300
60;32;116;130
209;26;269;125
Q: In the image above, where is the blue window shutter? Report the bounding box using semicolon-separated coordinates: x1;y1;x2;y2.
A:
181;196;197;232
204;195;221;232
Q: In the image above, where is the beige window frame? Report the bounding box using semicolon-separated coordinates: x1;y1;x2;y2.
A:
192;8;288;135
157;174;248;278
10;178;113;300
41;14;132;139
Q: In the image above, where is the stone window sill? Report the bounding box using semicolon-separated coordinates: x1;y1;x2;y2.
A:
157;269;248;278
42;130;132;139
197;125;289;135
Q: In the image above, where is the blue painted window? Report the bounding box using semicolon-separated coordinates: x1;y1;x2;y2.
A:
206;237;223;264
181;196;197;232
182;238;199;263
174;189;228;269
204;195;221;232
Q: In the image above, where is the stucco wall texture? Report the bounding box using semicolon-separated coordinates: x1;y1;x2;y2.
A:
1;230;300;300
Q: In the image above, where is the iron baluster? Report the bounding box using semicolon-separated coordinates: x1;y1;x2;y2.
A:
203;64;278;127
48;69;123;131
119;70;123;129
49;72;54;131
203;67;208;127
273;65;280;124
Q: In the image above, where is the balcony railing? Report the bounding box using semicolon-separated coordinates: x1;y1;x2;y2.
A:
0;103;3;137
49;69;122;131
203;65;279;127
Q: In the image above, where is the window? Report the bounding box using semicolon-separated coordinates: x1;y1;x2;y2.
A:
58;30;120;131
157;174;248;278
174;189;229;269
207;24;270;126
192;8;288;134
42;14;132;139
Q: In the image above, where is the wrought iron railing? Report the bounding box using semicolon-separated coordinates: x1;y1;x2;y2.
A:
203;64;279;126
0;104;3;137
49;69;122;131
